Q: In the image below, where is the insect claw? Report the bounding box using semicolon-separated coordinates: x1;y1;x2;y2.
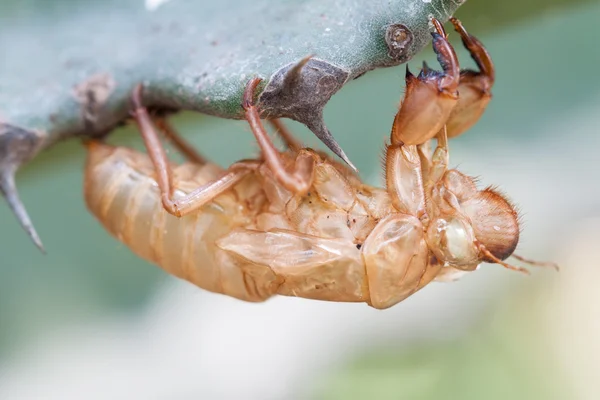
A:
443;17;495;138
390;28;459;146
130;83;145;111
421;60;430;74
242;77;263;110
405;64;414;79
0;170;45;253
430;17;447;38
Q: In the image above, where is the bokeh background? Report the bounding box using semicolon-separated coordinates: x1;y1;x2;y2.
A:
1;1;599;399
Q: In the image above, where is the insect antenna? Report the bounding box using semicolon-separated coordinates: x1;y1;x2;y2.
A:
511;254;560;271
476;241;529;275
476;240;560;274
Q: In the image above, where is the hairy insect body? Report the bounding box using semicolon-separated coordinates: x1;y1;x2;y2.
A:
85;142;451;309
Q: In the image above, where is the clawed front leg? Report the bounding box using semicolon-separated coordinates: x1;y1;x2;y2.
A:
391;17;494;147
445;17;495;138
429;127;449;185
385;143;428;220
417;140;432;183
243;78;315;195
420;127;450;219
390;18;459;146
130;85;258;217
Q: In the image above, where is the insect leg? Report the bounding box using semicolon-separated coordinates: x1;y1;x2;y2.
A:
445;17;495;139
385;143;428;220
390;17;459;146
154;117;207;165
417;140;433;183
418;127;450;219
130;84;257;217
428;126;449;186
243;78;315;195
269;119;302;152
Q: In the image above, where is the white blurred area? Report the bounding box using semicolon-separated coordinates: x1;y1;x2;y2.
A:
549;218;600;400
0;277;501;400
0;85;598;399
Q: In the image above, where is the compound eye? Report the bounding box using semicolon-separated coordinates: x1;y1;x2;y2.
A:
426;217;479;267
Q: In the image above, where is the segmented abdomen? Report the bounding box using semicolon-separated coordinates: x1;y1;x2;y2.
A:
83;142;273;302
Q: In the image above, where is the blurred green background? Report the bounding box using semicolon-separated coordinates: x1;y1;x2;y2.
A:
1;1;599;399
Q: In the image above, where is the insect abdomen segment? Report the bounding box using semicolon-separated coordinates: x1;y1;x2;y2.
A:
84;142;276;302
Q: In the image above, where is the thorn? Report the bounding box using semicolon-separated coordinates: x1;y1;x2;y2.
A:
0;170;45;253
261;56;355;171
305;118;358;173
282;54;314;90
332;143;358;173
